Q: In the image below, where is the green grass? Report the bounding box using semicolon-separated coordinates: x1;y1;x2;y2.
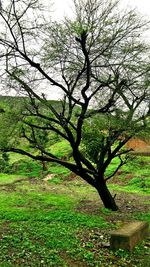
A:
134;212;150;224
9;153;26;164
0;154;149;266
10;159;43;177
109;183;150;195
106;155;150;193
105;157;120;177
0;174;26;185
0;177;110;266
49;140;72;159
48;162;71;176
0;172;149;266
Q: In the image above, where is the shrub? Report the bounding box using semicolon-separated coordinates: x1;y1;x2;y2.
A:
10;159;43;177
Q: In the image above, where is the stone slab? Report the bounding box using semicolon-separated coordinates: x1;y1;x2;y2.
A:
110;221;149;251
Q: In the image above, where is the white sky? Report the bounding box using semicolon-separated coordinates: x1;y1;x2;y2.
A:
122;0;150;17
2;0;150;99
52;0;150;20
45;0;150;99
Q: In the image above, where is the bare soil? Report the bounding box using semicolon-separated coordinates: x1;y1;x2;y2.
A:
76;192;150;221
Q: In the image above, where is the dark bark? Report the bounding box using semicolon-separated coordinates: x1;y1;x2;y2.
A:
95;179;118;211
41;161;47;171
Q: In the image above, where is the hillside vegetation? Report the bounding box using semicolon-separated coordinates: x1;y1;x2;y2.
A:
0;96;149;266
0;153;149;266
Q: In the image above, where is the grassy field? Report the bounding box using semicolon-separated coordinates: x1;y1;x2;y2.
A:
0;154;149;267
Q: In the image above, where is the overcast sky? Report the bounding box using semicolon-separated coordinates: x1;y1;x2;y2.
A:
2;0;150;99
52;0;150;20
40;0;150;100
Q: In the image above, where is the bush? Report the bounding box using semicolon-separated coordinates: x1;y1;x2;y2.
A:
10;159;43;177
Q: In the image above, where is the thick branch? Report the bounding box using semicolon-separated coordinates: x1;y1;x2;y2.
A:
0;147;96;187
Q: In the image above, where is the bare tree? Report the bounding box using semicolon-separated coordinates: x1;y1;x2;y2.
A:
0;0;150;210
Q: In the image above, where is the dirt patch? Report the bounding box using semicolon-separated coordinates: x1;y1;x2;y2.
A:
110;173;135;186
126;138;150;152
43;174;55;182
76;192;150;223
60;252;88;267
76;199;102;215
0;177;38;188
0;221;11;239
64;172;77;181
0;177;39;192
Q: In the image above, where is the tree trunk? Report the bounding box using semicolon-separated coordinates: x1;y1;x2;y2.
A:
41;160;47;171
96;179;118;211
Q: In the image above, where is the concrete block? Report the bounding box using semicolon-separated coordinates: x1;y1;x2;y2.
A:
110;221;149;251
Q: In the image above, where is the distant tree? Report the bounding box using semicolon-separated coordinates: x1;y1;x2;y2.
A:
0;152;9;172
0;108;4;113
0;0;150;210
22;125;49;171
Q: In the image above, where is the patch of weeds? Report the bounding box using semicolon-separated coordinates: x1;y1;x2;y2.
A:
48;176;63;184
10;159;42;177
114;248;130;258
133;212;150;224
49;140;72;159
112;241;150;267
0;174;26;185
9;152;26;164
107;155;150;189
105;157;121;177
48;162;71;177
101;207;113;215
109;183;150;195
81;250;95;262
0;228;64;266
0;194;76;221
127;176;150;191
0;211;109;266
